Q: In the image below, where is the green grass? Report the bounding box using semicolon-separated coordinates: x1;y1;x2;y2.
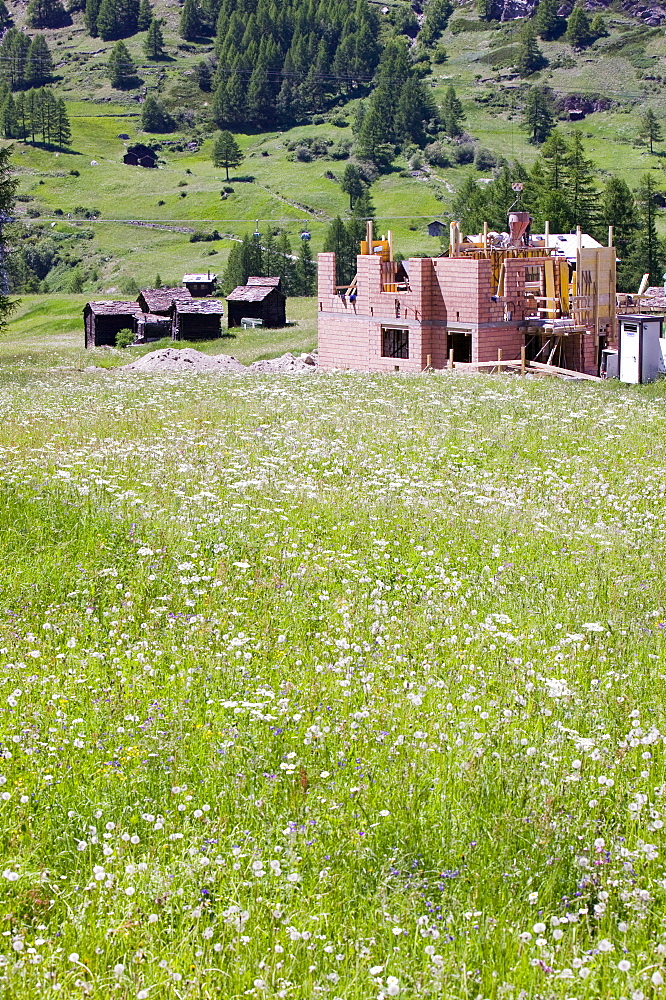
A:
1;321;666;997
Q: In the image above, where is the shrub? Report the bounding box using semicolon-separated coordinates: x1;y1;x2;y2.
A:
433;43;448;63
119;276;139;294
474;146;496;170
424;141;451;167
115;327;135;348
453;143;475;164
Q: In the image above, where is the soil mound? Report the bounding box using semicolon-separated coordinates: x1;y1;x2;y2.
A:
120;348;246;373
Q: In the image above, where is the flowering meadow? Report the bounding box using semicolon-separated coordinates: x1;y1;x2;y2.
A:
1;351;666;1000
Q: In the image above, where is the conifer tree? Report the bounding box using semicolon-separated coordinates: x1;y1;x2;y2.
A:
441;84;465;137
340;163;365;210
212;129;244;180
54;98;71;148
0;1;10;27
276;232;296;295
522;85;554;144
296;237;315;296
97;0;139;40
600;176;637;261
107;40;137;88
534;0;561;40
638;109;662;154
622;173;666;288
26;35;53;86
565;5;591;49
85;0;100;35
137;0;152;30
144;17;164;58
0;29;30;91
26;0;65;28
323;215;355;285
540;128;568;189
452;174;489;234
564;130;597;231
196;60;212;91
1;93;16;139
418;0;452;47
180;0;202;40
355;105;394;171
590;12;608;38
141;94;174;131
515;23;545;76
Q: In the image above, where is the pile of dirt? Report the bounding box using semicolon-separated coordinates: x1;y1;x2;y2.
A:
119;348;246;373
117;348;317;375
247;352;317;374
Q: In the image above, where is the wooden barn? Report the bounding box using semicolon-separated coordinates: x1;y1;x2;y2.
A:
137;287;192;316
182;273;218;297
123;144;158;168
226;276;286;329
135;313;171;342
84;301;142;348
172;299;224;341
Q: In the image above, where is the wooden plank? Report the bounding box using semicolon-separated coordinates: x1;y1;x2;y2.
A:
529;360;602;381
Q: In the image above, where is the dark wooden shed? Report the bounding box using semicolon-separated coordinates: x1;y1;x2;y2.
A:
123;143;157;168
226;276;286;329
137;287;192;316
182;273;218;297
172;299;224;341
428;220;446;238
84;301;142;348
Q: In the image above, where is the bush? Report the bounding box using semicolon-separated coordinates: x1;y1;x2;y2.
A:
433;43;448;64
119;277;139;294
294;146;313;162
474;146;496;170
69;169;79;176
115;327;135;349
189;229;221;243
453;143;475;164
330;139;352;160
424;141;451;167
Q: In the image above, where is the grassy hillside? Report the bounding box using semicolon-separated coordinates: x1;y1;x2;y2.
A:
4;0;666;290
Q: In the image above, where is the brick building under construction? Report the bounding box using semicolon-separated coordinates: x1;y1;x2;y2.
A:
317;213;617;376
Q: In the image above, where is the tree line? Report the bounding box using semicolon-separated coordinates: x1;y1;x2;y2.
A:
222;230;316;297
452;129;665;290
1;86;71;148
0;30;54;90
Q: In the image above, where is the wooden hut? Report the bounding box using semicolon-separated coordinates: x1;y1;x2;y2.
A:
137;287;192;316
123;143;158;168
172;299;224;341
182;273;218;297
226;276;286;329
84;301;142;348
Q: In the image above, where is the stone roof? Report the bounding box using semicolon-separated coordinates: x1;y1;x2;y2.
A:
227;284;278;302
85;301;142;316
247;275;281;288
174;299;224;314
138;287;192;313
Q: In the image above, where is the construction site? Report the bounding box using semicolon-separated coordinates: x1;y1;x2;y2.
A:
317;210;665;381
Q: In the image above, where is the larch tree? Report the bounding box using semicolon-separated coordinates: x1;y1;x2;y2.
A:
180;0;202;40
522;85;554;144
212;130;244;180
137;0;152;30
26;35;53;86
143;17;165;58
638;109;662;154
515;23;545;76
107;40;137;88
